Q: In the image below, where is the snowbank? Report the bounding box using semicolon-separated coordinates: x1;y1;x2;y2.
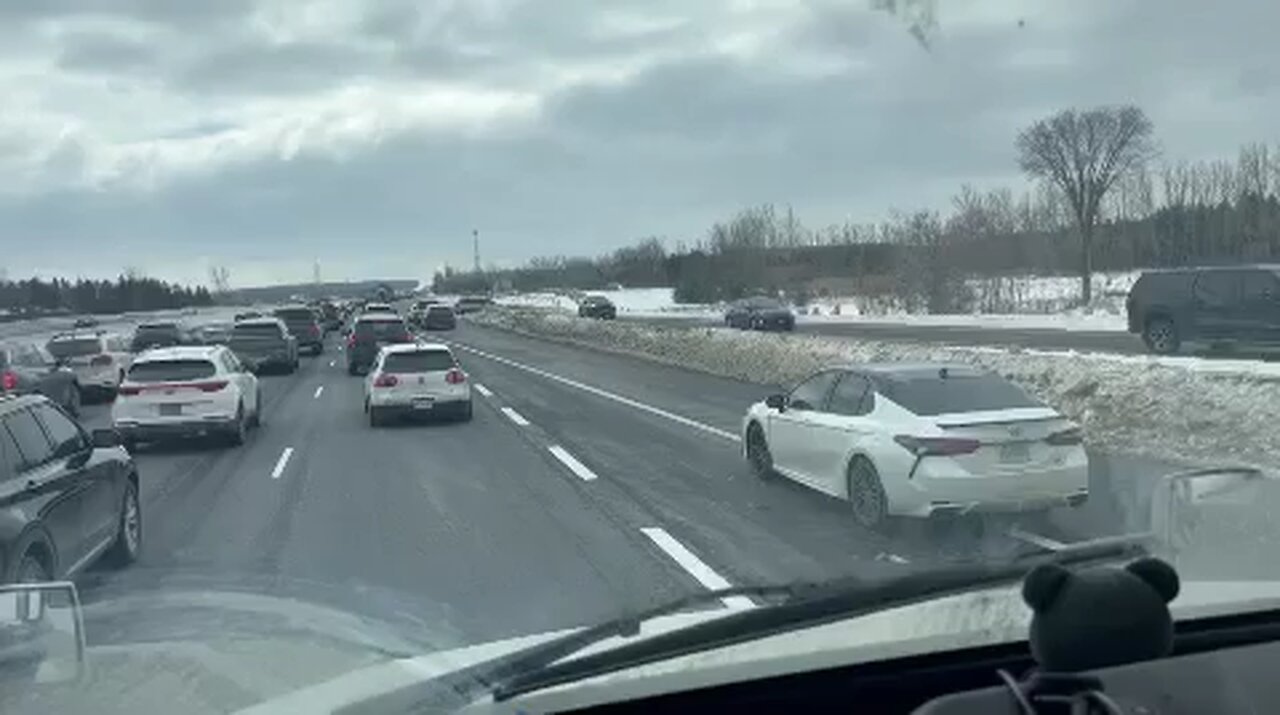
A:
469;307;1280;471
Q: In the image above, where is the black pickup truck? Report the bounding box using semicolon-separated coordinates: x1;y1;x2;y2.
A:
227;319;299;374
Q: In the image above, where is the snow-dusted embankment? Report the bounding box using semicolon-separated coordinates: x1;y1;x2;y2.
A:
469;307;1280;470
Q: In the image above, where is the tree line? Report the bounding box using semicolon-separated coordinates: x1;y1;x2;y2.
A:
434;106;1280;310
0;275;214;316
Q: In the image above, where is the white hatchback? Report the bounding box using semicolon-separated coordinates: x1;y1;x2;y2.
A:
741;363;1089;529
363;343;472;426
112;345;262;447
46;332;132;396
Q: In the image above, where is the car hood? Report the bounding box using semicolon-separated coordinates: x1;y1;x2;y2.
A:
235;577;1280;714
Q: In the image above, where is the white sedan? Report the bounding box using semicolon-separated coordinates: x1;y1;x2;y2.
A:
112;345;262;447
363;342;472;426
741;363;1088;529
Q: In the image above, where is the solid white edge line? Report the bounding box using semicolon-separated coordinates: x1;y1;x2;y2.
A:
547;445;599;482
313;385;324;399
640;527;754;609
270;447;294;480
500;406;530;426
474;383;493;398
451;343;740;443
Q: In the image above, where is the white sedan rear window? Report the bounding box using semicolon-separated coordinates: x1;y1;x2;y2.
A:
128;359;217;382
875;373;1041;416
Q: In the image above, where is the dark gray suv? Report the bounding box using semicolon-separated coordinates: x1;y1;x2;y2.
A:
1126;265;1280;354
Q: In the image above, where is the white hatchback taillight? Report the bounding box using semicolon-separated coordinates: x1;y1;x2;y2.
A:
445;368;466;385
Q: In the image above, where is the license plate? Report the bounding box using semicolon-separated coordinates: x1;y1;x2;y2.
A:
159;404;183;416
412;398;435;410
1000;443;1031;463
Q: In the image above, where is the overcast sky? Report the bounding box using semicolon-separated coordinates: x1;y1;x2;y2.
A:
0;0;1275;287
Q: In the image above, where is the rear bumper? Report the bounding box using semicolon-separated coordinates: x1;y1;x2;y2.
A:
239;353;294;370
114;415;239;441
885;451;1091;518
370;398;470;417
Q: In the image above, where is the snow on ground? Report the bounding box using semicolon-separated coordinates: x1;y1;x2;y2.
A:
470;306;1280;472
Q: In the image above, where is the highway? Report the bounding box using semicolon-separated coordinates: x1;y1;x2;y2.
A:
66;320;1195;648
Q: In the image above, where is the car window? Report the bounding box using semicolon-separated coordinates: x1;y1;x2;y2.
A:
32;404;86;460
1241;271;1280;301
128;360;217;383
8;345;47;368
0;425;22;481
3;408;54;469
1194;271;1242;305
875;372;1041;416
355;320;409;339
787;371;839;412
232;323;284;338
106;336;128;352
47;337;103;358
383;351;455;373
274;309;314;321
828;373;873;417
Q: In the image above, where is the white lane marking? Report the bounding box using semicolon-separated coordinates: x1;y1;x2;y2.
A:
875;552;911;565
270;447;294;480
451;343;739;443
500;406;530;426
548;445;599;482
329;360;335;367
641;527;754;608
313;385;324;399
474;383;493;398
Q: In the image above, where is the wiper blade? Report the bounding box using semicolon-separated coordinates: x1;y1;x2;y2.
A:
489;536;1149;701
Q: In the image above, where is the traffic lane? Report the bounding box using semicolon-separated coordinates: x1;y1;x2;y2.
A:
450;322;1183;547
90;341;696;647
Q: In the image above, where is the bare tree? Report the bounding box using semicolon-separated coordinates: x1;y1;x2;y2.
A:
1016;105;1157;303
208;265;232;295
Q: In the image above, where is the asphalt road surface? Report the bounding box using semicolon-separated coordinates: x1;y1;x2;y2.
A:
65;322;1213;648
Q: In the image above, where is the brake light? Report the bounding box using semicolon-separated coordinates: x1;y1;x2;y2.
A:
374;374;398;388
2;371;16;391
346;335;357;349
195;380;228;393
1046;427;1084;446
117;384;141;396
309;324;319;337
894;435;982;457
91;354;113;367
445;368;466;385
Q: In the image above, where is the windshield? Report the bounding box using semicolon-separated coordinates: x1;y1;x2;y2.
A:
4;1;1279;712
126;359;216;383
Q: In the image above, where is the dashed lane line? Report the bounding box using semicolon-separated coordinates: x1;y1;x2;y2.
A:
313;385;324;399
451;343;740;443
270;447;294;480
474;383;493;398
640;527;754;609
547;445;599;482
500;406;530;426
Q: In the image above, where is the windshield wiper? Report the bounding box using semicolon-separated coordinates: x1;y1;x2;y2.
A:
484;533;1151;701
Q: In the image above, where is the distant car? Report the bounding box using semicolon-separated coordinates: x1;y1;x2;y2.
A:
191;322;235;346
112;345;262;448
0;344;81;416
227;318;299;374
724;297;795;331
72;316;99;329
741;363;1088;530
578;295;617;320
0;393;141;582
363;343;472;426
454;296;493;315
1126;265;1280;355
129;323;186;352
45;332;132;398
234;311;264;322
422;305;457;331
316;302;341;332
363;303;395;315
407;299;442;327
273;306;324;356
346;315;412;375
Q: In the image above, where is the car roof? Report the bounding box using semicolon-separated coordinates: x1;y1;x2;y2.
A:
137;322;179;329
0;393;49;415
355;313;403;322
1141;264;1280;275
131;346;225;362
49;331;108;341
426;303;453;310
841;362;990;380
235;317;285;326
378;342;452;355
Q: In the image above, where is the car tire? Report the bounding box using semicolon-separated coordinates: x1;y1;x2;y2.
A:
745;423;774;481
847;457;890;531
348;363;358;376
65;383;82;417
104;479;142;568
369;406;383;428
227;405;247;446
249;389;263;428
457;400;473;422
1143;317;1180;355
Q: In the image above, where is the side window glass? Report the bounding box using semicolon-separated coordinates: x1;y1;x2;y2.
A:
1242;271;1280;301
0;425;22;481
788;371;839;412
828;373;873;417
1193;272;1240;306
32;404;86;460
5;408;54;469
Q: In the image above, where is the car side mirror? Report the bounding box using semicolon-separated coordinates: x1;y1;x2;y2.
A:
765;394;787;411
91;428;123;449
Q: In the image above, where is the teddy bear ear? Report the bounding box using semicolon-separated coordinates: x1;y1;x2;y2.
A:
1023;563;1071;612
1126;557;1180;603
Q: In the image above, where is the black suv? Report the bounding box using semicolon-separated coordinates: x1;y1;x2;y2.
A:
578;295;617;319
1126;265;1280;354
0;394;141;582
345;315;412;375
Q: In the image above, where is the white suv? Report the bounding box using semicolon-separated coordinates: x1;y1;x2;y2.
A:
112;345;262;448
363;343;471;426
46;332;132;397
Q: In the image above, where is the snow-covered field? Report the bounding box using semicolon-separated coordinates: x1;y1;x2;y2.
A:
495;271;1141;332
470;306;1280;471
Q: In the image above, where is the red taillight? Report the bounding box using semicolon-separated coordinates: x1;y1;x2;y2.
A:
1046;427;1084;446
310;324;319;336
346;335;357;349
2;371;17;391
894;435;982;457
91;354;113;367
374;374;398;388
195;380;228;393
445;368;466;384
117;385;141;396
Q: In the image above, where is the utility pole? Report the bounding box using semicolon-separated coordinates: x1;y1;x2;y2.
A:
312;260;321;299
472;229;480;274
